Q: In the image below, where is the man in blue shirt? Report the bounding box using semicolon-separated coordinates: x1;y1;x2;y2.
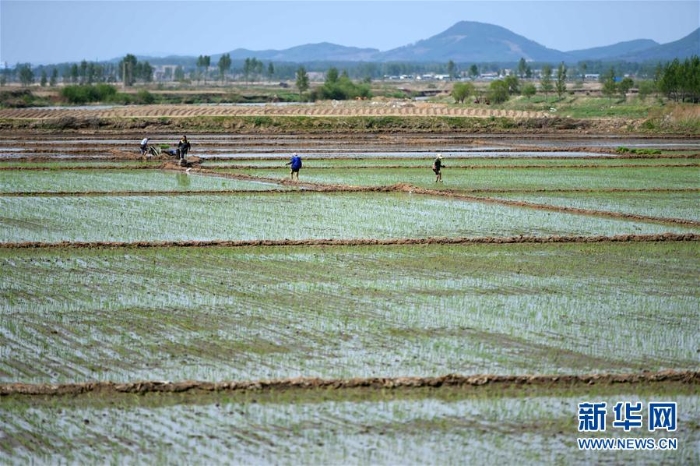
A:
286;153;303;180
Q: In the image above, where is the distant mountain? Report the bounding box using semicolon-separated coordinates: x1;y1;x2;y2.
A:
566;39;659;61
224;43;380;62
613;28;699;62
378;21;568;63
114;21;697;66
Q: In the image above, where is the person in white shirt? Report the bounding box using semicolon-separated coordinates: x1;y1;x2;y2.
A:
140;137;149;155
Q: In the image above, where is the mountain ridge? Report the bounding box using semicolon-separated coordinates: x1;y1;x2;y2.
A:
131;21;698;65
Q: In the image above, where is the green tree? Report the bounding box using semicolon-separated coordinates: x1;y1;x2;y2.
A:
135;61;153;83
70;63;79;84
618;77;634;100
174;66;185;82
521;83;537;100
217;53;231;83
49;68;58;87
79;60;88;84
487;80;510;104
326;67;339;84
451;81;475;103
317;71;371;101
657;56;699;102
556;62;567;98
517;58;527;78
601;67;617;101
447;60;456;80
18;64;34;86
243;57;261;83
136;89;155;104
469;64;479;80
539;64;553;101
119;54;138;86
197;55;211;83
637;80;655;101
267;62;275;81
296;66;309;100
504;74;519;95
40;69;48;87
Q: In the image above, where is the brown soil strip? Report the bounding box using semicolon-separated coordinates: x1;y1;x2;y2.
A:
453;193;700;226
1;152;697;164
189;171;700;227
199;163;700;170
2;188;698;198
1;370;697;397
0;165;157;171
0;190;290;197
2;233;697;250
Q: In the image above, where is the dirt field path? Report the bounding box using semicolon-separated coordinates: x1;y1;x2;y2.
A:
2;370;697;396
0;102;547;120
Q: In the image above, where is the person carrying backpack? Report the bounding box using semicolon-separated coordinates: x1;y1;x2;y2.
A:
286;153;303;180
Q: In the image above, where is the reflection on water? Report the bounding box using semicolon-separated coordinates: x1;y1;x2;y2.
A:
176;173;191;188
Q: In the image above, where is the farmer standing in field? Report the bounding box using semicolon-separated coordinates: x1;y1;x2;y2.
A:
286;152;303;180
140;137;149;156
432;153;444;183
177;135;191;161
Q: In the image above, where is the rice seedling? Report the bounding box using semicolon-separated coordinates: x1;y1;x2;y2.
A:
235;165;699;191
0;170;286;193
484;191;700;223
1;391;697;464
1;141;697;464
1;192;697;244
1;242;697;383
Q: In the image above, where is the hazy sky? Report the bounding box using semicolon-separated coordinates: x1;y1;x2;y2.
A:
1;0;698;65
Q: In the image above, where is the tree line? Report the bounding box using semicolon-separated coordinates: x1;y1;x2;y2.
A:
2;53;698;105
1;54;666;87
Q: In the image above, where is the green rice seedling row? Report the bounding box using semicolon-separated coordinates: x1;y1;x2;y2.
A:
1;133;698;465
231;165;700;191
201;156;699;169
1;242;697;384
1;192;697;244
1;387;697;464
487;191;700;223
0;170;286;194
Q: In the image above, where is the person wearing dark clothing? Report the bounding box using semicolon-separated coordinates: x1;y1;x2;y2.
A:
178;136;191;160
140;137;149;156
432;153;444;183
286;153;303;180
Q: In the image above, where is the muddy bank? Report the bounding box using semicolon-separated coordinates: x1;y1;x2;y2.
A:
2;370;697;397
2;233;697;250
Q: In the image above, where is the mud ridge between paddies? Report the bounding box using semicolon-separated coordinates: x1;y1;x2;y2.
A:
3;188;698;197
192;163;700;170
2;233;698;250
1;370;697;397
2;152;698;164
2;161;699;171
161;170;700;227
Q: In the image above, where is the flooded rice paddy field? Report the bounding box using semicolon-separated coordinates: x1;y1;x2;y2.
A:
1;132;698;463
1;242;699;383
2;388;698;465
1;132;700;160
